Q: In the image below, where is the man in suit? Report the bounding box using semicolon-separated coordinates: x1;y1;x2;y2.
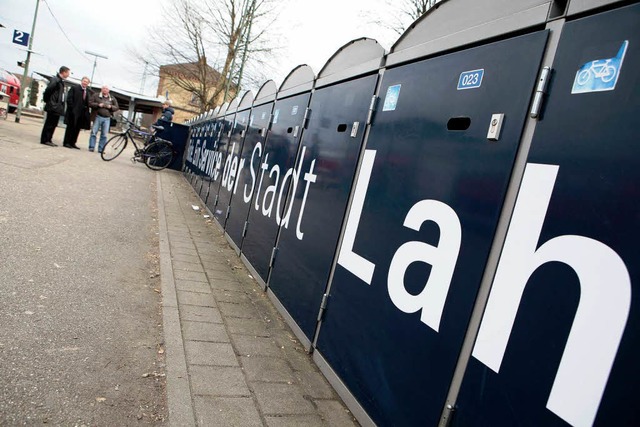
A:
63;76;91;149
40;66;70;147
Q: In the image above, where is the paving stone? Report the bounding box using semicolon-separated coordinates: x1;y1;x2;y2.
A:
215;290;251;304
180;305;223;324
167;236;195;244
167;228;190;235
279;344;316;373
194;396;262;427
190;365;248;395
315;400;358;426
175;280;211;294
171;240;197;250
265;415;325;427
185;341;238;366
175;270;208;283
218;301;257;320
195;242;217;251
171;247;199;257
225;317;270;337
178;290;216;307
209;279;243;291
171;252;201;264
182;321;230;343
251;382;315;415
241;356;295;383
201;260;234;272
295;369;336;399
206;269;238;281
173;260;205;272
193;238;215;246
233;335;282;357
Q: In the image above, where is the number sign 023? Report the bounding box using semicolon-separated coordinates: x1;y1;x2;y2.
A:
457;69;484;90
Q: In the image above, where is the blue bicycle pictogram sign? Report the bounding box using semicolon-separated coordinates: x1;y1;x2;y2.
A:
572;40;629;94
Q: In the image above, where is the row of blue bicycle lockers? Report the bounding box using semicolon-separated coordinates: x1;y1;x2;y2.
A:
181;0;639;425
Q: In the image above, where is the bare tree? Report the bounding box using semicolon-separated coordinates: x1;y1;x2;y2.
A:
363;0;442;47
139;0;281;113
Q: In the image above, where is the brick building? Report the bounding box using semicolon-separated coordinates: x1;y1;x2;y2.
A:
157;60;236;123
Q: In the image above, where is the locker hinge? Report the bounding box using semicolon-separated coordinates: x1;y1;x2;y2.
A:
442;404;456;427
225;206;231;219
303;108;312;129
242;221;249;237
214;194;219;206
240;129;246;138
317;293;329;322
366;96;379;125
269;247;279;268
268;114;275;130
530;66;552;119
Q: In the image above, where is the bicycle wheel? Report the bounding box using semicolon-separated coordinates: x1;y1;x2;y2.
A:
601;65;617;83
101;134;128;161
577;69;591;85
144;140;174;170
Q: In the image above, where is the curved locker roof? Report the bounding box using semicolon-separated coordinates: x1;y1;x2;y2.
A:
224;97;239;116
254;80;277;105
238;91;254;110
277;65;315;99
567;0;625;16
315;38;386;88
216;102;229;118
387;0;553;66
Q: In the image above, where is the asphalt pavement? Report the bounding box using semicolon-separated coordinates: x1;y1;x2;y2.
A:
0;115;166;425
0;114;359;426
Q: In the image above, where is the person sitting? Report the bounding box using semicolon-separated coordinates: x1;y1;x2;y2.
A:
157;100;174;124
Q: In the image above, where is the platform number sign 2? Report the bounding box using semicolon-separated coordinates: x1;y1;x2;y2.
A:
12;30;30;47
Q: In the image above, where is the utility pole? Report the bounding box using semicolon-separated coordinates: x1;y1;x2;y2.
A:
139;61;149;94
15;0;40;123
85;50;108;87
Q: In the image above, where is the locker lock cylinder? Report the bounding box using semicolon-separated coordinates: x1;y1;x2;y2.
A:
487;113;504;141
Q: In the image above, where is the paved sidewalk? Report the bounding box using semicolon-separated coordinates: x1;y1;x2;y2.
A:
157;170;359;426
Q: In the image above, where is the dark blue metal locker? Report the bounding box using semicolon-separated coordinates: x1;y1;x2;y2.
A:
214;92;253;232
188;121;209;197
315;31;548;426
225;82;277;251
183;123;199;179
197;120;220;203
456;4;640;426
267;72;380;342
206;106;237;223
239;92;311;284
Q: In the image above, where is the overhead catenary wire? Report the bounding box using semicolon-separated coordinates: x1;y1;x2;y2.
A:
41;0;90;62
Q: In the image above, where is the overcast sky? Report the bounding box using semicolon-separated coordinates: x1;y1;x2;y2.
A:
0;0;405;97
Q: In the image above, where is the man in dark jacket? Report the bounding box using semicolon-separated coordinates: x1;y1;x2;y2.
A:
40;66;70;146
62;76;91;149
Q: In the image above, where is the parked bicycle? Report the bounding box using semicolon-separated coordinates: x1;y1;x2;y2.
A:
101;116;174;170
